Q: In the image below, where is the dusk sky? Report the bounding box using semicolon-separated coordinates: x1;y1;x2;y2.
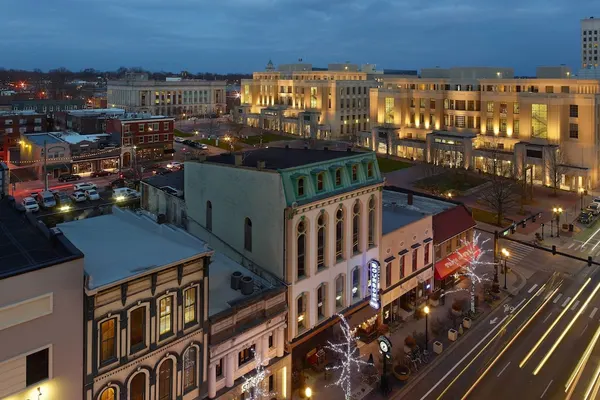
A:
2;0;596;74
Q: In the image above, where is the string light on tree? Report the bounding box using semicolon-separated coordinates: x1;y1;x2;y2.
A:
325;314;372;400
240;349;275;400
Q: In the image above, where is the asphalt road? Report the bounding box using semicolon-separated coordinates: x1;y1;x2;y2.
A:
397;264;600;400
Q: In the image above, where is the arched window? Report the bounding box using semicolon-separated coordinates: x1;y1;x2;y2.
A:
367;162;374;178
158;359;173;400
317;284;327;320
335;208;344;261
244;217;252;252
352;267;361;301
352;201;361;254
317;214;326;270
351;164;358;181
368;197;375;247
297;293;307;333
183;347;197;391
335;168;342;186
206;201;212;231
130;373;146;400
297;177;305;196
317;172;324;191
297;221;306;279
100;388;116;400
335;274;345;309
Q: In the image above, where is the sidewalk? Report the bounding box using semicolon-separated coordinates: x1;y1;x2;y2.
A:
296;261;525;400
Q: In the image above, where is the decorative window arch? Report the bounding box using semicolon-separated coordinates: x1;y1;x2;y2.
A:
352;200;361;254
244;217;252;252
368;196;376;247
335;168;342;186
297;219;307;280
206;201;212;231
157;357;175;400
296;292;308;334
129;372;147;400
335;206;345;261
297;177;306;196
183;346;198;392
99;386;117;400
317;213;327;270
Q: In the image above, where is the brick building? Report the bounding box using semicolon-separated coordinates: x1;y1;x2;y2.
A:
0;111;47;161
106;113;175;166
54;108;125;134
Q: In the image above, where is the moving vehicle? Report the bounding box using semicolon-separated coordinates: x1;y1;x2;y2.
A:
90;170;112;178
74;182;97;192
113;187;140;201
54;191;72;212
38;190;57;209
22;197;39;212
153;167;171;176
85;189;101;201
588;202;600;216
578;211;593;224
166;161;182;170
58;174;82;182
70;191;87;203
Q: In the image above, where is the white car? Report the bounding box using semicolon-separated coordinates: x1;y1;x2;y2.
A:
166;161;182;170
74;182;97;192
174;136;185;143
85;189;101;201
113;187;140;201
22;197;39;212
70;191;87;203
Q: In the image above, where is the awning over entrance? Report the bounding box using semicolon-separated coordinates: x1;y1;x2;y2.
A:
435;244;480;280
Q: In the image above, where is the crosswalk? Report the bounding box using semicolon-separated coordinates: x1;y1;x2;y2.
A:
500;241;536;264
524;283;600;320
571;238;600;257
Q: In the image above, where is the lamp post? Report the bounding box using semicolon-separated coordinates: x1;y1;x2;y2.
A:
501;248;510;290
541;223;545;240
579;187;585;211
553;207;563;238
423;306;430;348
304;386;312;399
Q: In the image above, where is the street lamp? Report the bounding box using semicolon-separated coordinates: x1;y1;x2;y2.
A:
423;306;430;348
553;207;563;237
579;187;585;211
304;386;312;399
501;248;510;290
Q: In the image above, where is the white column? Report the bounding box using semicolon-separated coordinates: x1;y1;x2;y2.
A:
226;353;235;387
262;335;270;363
276;327;285;358
208;364;217;398
255;337;263;364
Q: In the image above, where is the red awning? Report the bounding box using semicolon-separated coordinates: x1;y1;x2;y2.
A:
435;244;481;280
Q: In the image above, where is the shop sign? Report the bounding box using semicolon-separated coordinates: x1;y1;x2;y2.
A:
369;259;381;309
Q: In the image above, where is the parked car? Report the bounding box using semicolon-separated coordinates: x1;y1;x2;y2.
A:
22;197;39;212
38;190;57;209
70;191;87;203
578;211;593;224
166;161;182;170
74;182;97;192
54;191;72;212
30;192;40;201
90;170;112;178
58;174;82;182
112;187;140;201
85;189;101;201
110;178;126;188
153;167;172;176
174;136;185;143
183;139;194;146
588;203;600;216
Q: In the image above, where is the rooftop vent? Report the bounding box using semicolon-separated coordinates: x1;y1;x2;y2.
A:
231;271;243;290
240;275;254;295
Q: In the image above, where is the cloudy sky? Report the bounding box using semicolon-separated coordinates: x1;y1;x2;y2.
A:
1;0;596;74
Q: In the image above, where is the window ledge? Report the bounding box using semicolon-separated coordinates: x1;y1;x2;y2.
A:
316;266;328;274
130;342;147;355
159;331;175;343
296;275;309;283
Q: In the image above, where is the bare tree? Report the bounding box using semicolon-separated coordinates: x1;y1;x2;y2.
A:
478;153;519;226
546;146;568;196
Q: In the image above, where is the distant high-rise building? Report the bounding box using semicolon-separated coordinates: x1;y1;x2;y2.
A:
581;17;600;68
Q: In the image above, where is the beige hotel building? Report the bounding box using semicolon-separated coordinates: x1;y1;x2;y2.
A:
365;66;600;191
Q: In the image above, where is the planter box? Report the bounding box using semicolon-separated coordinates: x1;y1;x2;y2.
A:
433;341;443;354
463;317;472;329
448;329;458;341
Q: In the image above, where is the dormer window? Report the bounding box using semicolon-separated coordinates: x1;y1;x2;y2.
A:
367;162;374;178
351;165;358;181
335;168;342;186
317;173;324;191
297;177;305;196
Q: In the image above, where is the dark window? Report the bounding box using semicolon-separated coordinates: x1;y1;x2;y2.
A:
297;221;306;278
368;197;375;247
570;104;579;118
130;373;146;400
317;284;326;319
335;169;342;186
130;307;146;351
424;244;430;264
570;123;579;139
269;375;274;392
412;249;418;272
100;319;117;364
352;201;360;254
526;149;543;159
399;255;405;278
183;348;197;391
351;165;358;181
385;262;392;287
159;359;173;400
216;359;223;378
336;208;344;260
238;345;256;366
317;214;326;270
367;162;374;178
352;267;360;299
317;173;324;191
26;348;49;387
297;177;305;196
268;334;274;348
244;217;252;252
206;201;212;231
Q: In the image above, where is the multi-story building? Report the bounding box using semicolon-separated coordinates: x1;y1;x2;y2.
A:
582;17;600;69
0;196;84;400
184;147;384;367
107;73;226;117
54;108;125;134
236;61;379;139
366;66;600;190
11;99;85;114
141;170;186;227
57;207;212;400
0;111;47;161
17;132;72;179
106;113;175;166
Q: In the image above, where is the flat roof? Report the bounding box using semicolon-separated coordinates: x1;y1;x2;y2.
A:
382;190;454;216
24;133;64;146
66;108;125;116
0;110;43;116
0;198;81;280
57;207;212;290
144;170;184;191
119;113;171;121
382;206;427;235
208;252;275;316
53;131;110;144
206;147;363;170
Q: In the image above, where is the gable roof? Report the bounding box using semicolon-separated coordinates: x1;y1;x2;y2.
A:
432;205;476;243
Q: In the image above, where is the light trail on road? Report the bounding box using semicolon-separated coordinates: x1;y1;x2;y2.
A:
519;278;591;368
565;325;600;399
583;226;600;248
460;285;561;399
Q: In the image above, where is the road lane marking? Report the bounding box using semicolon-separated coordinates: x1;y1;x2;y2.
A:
542;312;554;323
528;284;539;293
562;297;571;307
554;293;563;304
590;307;598;319
541;380;553;398
569;243;575;249
572;300;581;311
581;324;589;337
497;361;511;377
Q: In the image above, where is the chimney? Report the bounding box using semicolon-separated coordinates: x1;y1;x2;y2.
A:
234;154;243;166
407;193;413;205
257;160;265;169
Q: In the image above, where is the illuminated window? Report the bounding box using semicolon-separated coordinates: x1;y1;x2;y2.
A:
297;294;307;332
159;297;173;336
100;388;116;400
317;214;327;270
297;221;306;279
500;118;507;133
514;119;520;134
486;102;494;113
531;104;548;138
100;318;117;364
385;97;394;123
486;118;494;133
184;287;197;325
310;87;317;108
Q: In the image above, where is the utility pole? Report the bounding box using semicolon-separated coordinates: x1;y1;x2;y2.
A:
43;140;48;191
